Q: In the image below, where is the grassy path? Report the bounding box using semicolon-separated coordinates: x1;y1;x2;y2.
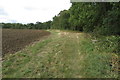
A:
3;30;85;78
2;30;117;78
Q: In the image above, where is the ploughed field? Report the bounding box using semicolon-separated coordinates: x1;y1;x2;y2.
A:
2;29;50;56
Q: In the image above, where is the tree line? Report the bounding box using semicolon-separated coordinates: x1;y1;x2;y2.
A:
1;21;52;29
1;2;120;36
51;2;120;36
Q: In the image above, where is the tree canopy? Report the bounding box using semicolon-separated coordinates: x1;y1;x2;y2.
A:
51;2;120;36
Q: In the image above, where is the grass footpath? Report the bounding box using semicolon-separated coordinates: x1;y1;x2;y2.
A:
2;30;119;78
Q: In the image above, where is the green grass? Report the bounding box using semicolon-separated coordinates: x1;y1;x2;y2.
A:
3;38;52;78
2;30;119;78
79;34;119;78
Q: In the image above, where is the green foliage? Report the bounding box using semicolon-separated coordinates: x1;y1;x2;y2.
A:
51;2;120;36
94;3;120;35
51;10;70;30
2;20;52;30
94;35;120;55
80;35;118;78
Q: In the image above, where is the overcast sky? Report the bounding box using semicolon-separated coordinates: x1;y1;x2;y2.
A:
0;0;72;24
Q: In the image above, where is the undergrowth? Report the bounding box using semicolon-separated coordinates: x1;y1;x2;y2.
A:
80;34;119;78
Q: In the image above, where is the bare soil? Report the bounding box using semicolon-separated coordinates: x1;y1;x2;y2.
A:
2;29;50;56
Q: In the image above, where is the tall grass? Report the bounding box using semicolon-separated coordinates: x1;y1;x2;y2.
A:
79;34;119;78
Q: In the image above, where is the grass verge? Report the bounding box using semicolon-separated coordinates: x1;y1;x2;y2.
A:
79;34;119;78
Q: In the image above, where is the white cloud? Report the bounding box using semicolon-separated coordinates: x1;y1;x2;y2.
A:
0;0;71;23
0;8;8;16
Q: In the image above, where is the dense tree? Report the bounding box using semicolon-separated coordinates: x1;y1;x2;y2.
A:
2;20;52;30
51;15;60;29
51;2;120;35
51;10;70;30
93;2;120;35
